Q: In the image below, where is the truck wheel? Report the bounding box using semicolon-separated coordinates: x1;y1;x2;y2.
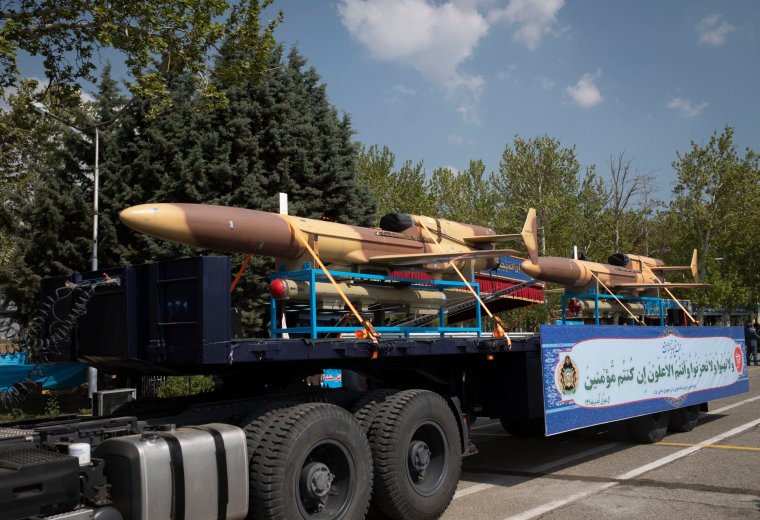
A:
628;412;669;443
669;405;700;432
368;390;461;520
242;400;296;459
350;388;399;433
248;402;372;520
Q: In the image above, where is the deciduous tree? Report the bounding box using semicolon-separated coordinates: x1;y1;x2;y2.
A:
0;0;281;106
669;126;760;320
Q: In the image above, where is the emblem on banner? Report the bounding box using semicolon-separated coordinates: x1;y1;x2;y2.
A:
558;355;579;395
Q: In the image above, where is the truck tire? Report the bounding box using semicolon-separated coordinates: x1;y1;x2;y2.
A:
248;402;373;520
368;390;461;520
628;412;669;443
668;405;700;432
242;400;297;459
350;389;399;433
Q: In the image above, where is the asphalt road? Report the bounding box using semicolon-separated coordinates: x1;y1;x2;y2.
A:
441;366;760;520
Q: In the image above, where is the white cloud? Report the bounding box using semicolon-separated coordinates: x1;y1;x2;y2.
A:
565;71;603;108
338;0;488;98
383;83;416;107
666;97;708;118
536;75;554;91
696;14;734;46
489;0;565;50
456;102;481;124
338;1;568;121
448;133;475;146
392;84;416;96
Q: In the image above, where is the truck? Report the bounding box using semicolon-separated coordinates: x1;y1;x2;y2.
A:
0;255;749;520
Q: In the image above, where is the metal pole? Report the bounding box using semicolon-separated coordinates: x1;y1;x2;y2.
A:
278;193;289;339
92;127;99;271
88;127;99;403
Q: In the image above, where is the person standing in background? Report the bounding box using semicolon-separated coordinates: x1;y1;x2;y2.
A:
745;321;759;366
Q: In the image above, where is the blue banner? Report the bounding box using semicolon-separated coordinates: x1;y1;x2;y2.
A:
0;352;88;392
541;325;749;435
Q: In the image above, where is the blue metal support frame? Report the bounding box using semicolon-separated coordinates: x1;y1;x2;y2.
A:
561;289;671;326
269;265;483;339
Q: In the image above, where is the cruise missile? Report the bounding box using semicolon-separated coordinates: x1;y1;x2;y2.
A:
518;208;708;293
269;278;446;311
119;203;522;273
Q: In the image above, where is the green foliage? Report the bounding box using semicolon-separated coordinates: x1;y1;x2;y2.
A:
428;160;499;226
2;0;759;331
96;46;376;334
43;393;60;416
0;0;281;108
495;135;606;259
7;408;25;421
157;376;215;398
357;145;431;219
0;79;59;276
669;126;760;317
0;82;96;322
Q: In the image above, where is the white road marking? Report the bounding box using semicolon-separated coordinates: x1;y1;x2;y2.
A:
504;482;617;520
454;443;620;500
616;417;760;480
455;481;504;500
458;394;760;509
503;416;760;520
709;394;760;414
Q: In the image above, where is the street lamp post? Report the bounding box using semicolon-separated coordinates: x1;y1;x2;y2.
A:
93;126;99;271
31;101;107;401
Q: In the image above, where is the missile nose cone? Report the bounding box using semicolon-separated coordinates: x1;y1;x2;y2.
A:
119;204;159;228
520;260;541;278
520;257;587;286
119;204;199;246
270;278;288;300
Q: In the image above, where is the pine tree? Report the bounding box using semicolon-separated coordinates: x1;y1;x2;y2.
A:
0;95;93;321
98;44;377;334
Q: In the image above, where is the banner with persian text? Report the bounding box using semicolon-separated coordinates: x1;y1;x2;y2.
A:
541;325;749;435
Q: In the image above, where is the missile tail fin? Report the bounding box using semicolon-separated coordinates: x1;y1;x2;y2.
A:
691;249;699;282
521;208;539;264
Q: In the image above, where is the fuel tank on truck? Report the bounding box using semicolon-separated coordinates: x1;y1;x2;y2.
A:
94;423;248;520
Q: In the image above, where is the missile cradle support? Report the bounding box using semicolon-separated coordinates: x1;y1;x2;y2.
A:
268;267;485;339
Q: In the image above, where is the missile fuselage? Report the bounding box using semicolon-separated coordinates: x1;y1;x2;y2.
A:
119;203;501;272
520;257;643;291
518;207;701;294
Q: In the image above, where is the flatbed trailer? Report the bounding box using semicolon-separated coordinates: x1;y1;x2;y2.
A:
0;257;749;520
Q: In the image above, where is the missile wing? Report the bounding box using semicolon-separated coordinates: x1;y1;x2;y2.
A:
462;233;522;244
368;248;524;266
614;282;711;289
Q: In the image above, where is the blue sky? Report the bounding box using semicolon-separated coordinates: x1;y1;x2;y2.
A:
13;1;759;201
266;0;759;199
